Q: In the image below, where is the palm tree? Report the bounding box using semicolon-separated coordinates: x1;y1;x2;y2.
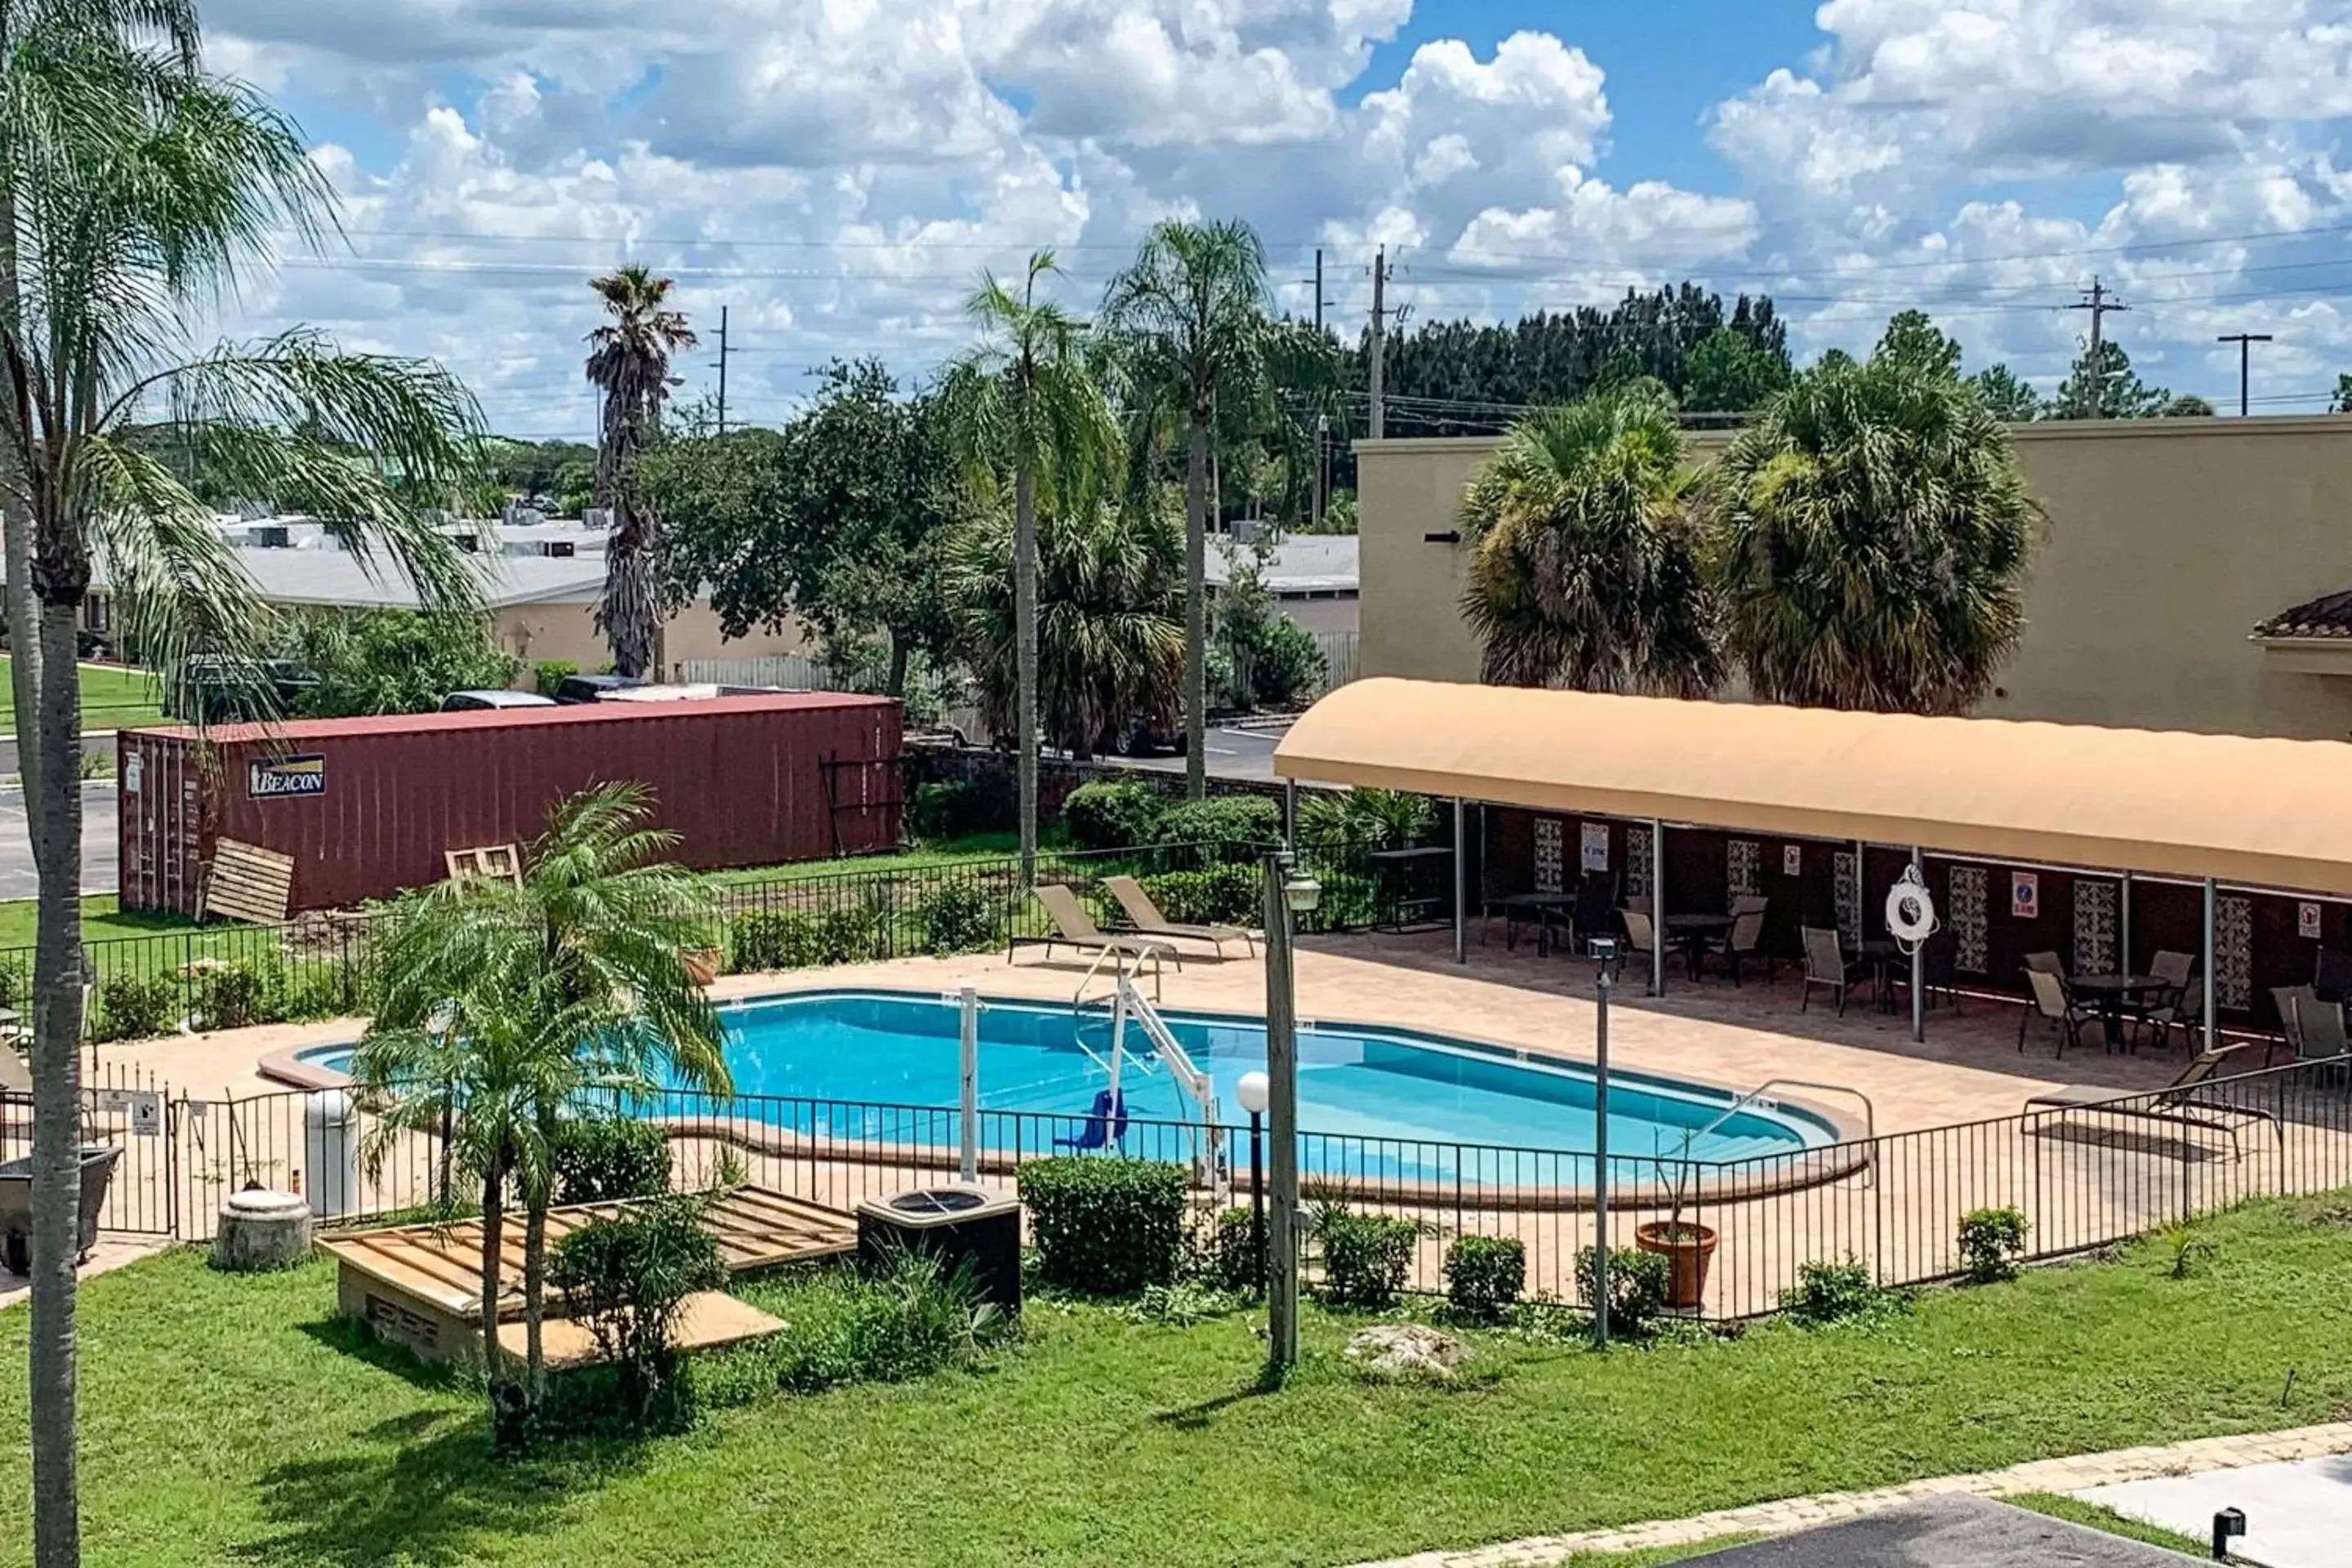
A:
938;253;1121;876
1458;387;1722;695
1102;220;1270;796
2;7;483;1557
586;265;695;678
946;489;1185;758
351;783;728;1447
1709;356;2036;713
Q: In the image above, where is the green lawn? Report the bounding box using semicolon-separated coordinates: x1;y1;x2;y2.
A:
0;896;201;954
2;1197;2343;1566
0;657;167;735
708;831;1027;885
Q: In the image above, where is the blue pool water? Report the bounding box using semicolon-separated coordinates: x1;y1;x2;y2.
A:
300;988;1836;1167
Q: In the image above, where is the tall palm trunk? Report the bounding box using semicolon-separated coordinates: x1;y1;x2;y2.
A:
522;1183;549;1426
602;498;657;679
479;1163;525;1450
1013;465;1038;884
27;587;89;1568
1183;409;1208;798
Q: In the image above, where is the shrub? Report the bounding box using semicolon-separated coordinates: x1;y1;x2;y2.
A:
549;1194;725;1432
532;659;579;698
1243;617;1327;707
1136;864;1261;926
191;961;273;1031
1958;1206;2029;1284
1193;1205;1263;1295
1153;795;1281;861
1018;1156;1187;1296
1298;787;1436;849
1778;1258;1886;1325
909;779;980;842
1314;1206;1422;1312
550;1116;673;1205
1062;779;1165;851
1575;1244;1673;1338
765;1248;1006;1393
0;956;32;1012
1443;1235;1526;1322
95;973;179;1042
728;909;800;973
915;882;1000;956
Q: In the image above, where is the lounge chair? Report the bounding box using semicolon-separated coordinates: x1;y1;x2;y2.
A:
1102;875;1256;960
1009;884;1177;988
2025;1043;2278;1160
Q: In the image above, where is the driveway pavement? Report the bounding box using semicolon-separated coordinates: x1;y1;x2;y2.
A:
2078;1452;2352;1566
0;782;119;899
1118;721;1288;782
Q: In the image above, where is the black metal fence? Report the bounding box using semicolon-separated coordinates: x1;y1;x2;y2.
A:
36;1056;2351;1321
12;835;1430;1043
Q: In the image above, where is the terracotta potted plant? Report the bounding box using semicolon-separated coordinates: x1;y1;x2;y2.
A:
1633;1136;1717;1310
680;947;722;988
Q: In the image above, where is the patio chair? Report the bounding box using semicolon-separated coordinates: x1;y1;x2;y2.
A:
1570;871;1620;956
2294;995;2350;1062
2139;969;2204;1054
1102;875;1255;960
2025;1043;2278;1161
2017;967;2098;1056
2023;951;2066;979
2273;985;2318;1060
1701;907;1770;987
1799;925;1855;1015
1618;911;1660;982
1009;884;1177;988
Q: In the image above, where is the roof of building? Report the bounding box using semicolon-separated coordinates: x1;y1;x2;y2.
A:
91;547;608;611
1275;676;2352;895
131;689;892;744
1208;535;1358;594
2252;587;2352;639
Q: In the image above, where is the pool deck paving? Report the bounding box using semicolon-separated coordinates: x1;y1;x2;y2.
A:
1348;1418;2352;1567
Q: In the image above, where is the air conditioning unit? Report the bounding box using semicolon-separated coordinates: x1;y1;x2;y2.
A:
855;1186;1022;1316
542;540;576;559
247;524;291;549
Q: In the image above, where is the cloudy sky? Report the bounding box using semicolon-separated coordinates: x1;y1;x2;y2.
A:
199;0;2352;439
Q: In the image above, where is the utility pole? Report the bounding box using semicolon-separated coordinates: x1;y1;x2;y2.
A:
1313;248;1325;334
2069;277;2128;417
2216;332;2273;416
715;305;730;435
1367;246;1388;440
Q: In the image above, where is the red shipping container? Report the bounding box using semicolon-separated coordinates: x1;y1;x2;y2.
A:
117;693;902;915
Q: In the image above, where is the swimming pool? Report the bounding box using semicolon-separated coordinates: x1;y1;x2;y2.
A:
294;988;1842;1169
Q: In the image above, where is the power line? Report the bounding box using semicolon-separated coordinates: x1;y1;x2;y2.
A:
2216;331;2275;416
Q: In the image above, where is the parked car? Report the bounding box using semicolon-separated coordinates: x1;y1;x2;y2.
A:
163;656;316;724
439;689;558;712
550;674;644;704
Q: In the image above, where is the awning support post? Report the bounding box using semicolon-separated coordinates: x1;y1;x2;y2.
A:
1452;796;1467;964
1911;846;1927;1045
1650;817;1666;998
2121;872;2133;972
2203;877;2219;1055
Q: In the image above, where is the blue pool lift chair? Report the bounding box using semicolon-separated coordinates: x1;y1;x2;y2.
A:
1055;1089;1129;1152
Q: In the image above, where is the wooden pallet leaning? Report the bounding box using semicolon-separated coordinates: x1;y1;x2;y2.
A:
198;839;295;925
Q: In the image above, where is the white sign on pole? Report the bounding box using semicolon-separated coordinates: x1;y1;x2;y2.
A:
1782;844;1803;878
2301;902;2324;940
1579;822;1610;874
2011;871;2039;920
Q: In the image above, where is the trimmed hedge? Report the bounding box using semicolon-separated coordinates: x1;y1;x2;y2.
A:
1152;795;1280;861
1136;864;1261;926
1062;779;1166;851
1018;1156;1187;1295
1316;1208;1422;1311
1443;1234;1526;1321
550;1116;675;1205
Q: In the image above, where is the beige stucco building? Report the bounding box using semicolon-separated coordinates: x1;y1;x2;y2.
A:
1357;414;2352;741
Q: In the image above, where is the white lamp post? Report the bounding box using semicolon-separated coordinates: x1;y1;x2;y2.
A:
1263;849;1321;1375
1236;1070;1271;1290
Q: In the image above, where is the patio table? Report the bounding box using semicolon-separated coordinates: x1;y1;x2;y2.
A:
2068;973;2167;1053
1490;891;1579;955
1665;912;1735;981
1856;938;1906;1014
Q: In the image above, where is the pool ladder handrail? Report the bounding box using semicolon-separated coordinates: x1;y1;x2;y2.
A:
1118;973;1224;1195
1689;1078;1875;1187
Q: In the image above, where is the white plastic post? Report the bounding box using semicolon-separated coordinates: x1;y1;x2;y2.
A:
1108;976;1129;1110
957;986;980;1183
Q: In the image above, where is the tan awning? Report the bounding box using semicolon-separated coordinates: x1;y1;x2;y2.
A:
1275;678;2352;896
